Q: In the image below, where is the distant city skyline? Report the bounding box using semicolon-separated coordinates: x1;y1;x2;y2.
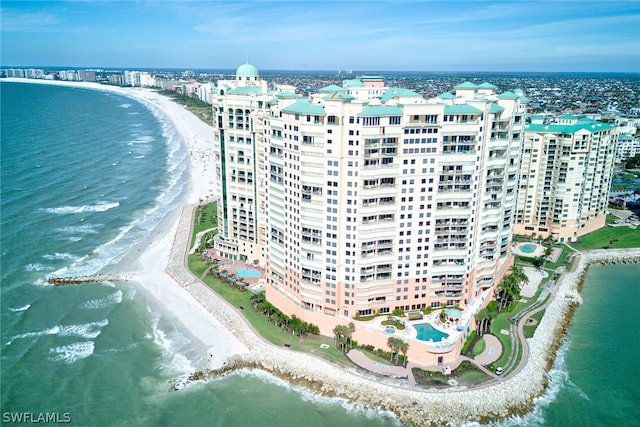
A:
1;1;639;72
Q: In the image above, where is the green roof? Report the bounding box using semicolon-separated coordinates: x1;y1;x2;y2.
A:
379;87;422;102
478;82;498;89
236;63;259;77
487;103;505;113
497;91;519;100
318;84;344;93
276;91;298;99
281;99;326;115
619;134;634;141
358;105;403;117
454;81;478;90
323;91;354;101
444;104;483;115
226;86;263;95
438;92;456;100
519;96;531;104
343;79;363;88
526;121;616;134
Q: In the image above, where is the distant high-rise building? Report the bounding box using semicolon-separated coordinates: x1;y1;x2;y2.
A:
77;70;96;82
6;69;25;78
616;133;640;163
514;114;618;242
213;66;527;364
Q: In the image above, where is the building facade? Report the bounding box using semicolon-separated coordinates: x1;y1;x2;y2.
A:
514;115;618;242
214;67;527;364
616;133;640;163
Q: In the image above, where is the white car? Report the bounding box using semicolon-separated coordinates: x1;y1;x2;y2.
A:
495;367;504;375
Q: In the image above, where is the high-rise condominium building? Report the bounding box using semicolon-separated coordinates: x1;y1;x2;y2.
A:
514;115;617;243
213;66;527;364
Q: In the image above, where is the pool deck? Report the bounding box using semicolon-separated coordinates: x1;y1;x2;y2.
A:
512;242;545;257
202;248;264;286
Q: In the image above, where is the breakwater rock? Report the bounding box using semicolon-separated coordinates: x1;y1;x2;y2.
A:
47;274;129;285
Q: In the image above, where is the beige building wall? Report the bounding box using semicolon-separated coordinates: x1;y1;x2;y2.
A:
515;115;617;243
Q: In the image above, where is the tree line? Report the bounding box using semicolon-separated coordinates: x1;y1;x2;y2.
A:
475;265;529;336
250;293;320;336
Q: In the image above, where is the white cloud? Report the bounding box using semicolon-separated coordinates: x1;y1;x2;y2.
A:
0;9;61;32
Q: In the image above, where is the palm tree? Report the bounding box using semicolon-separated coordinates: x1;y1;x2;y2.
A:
399;340;409;367
332;325;342;350
475;308;490;336
346;322;356;352
387;337;402;364
508;265;528;304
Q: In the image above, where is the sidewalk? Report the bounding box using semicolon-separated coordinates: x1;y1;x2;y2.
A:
347;349;410;379
347;333;503;385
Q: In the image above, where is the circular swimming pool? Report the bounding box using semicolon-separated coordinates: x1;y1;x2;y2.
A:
384;325;397;335
414;323;449;342
234;268;261;278
519;243;537;254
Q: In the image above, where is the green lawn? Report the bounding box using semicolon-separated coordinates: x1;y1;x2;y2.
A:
571;226;640;250
188;254;351;367
489;314;512;368
191;203;218;248
472;337;486;357
159;90;213;125
523;310;545;339
360;350;395;365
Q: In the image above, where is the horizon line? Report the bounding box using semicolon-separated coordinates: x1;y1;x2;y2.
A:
2;65;640;75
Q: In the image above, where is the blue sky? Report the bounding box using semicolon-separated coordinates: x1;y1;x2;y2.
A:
1;1;639;72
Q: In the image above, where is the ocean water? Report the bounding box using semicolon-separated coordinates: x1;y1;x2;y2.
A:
0;82;397;427
2;82;638;427
492;262;640;427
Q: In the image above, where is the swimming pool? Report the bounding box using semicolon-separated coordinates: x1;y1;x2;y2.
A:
414;323;449;342
234;268;261;278
519;243;537;254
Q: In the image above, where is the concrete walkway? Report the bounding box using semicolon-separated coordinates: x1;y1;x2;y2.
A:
347;332;503;386
473;334;502;366
347;350;411;379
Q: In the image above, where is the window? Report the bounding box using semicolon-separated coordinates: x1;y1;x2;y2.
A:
363;117;380;126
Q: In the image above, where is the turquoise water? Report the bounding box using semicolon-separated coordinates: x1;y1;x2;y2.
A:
234;268;261;278
491;262;640;427
0;82;397;427
520;244;537;254
537;263;640;426
414;323;449;342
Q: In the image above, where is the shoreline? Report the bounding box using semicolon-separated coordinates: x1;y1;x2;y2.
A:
5;78;640;425
2;78;249;370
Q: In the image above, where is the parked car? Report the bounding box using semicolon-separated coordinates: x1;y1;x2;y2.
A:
495;367;504;375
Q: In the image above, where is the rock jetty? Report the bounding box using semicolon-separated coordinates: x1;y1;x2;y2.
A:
47;274;129;285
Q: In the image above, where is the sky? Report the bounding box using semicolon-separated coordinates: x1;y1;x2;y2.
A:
1;1;639;72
